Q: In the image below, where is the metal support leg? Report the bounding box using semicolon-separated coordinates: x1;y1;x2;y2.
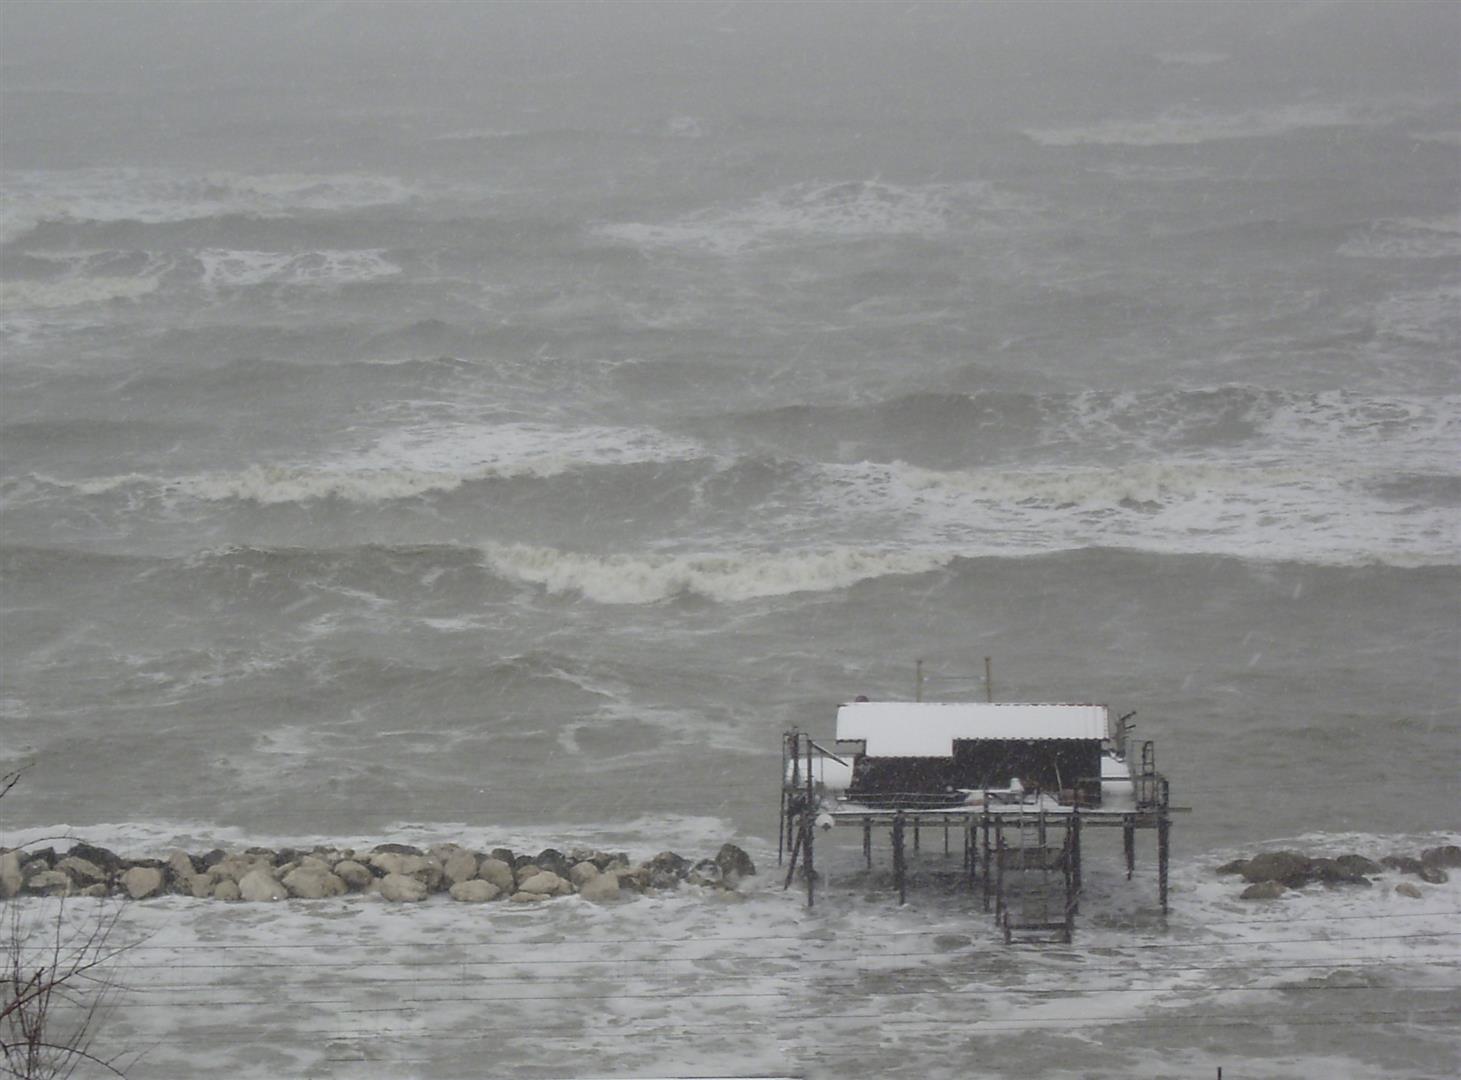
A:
981;812;992;912
1123;821;1135;881
913;818;920;854
862;817;872;869
806;817;816;910
892;812;907;907
1157;813;1170;915
1070;811;1082;912
944;821;950;856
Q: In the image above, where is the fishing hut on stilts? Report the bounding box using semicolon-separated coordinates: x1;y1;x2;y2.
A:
780;661;1178;942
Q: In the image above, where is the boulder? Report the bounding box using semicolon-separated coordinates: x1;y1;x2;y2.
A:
186;874;213;899
1421;845;1461;869
1382;854;1424;874
65;843;124;875
490;848;516;866
272;848;302;867
687;859;723;887
25;870;73;896
477;858;516;893
334;860;373;891
509;890;549;903
1240;851;1313;888
378;873;428;903
715;843;757;883
295;855;334;875
1334;854;1383;877
647;851;689;879
120;866;165;900
56;856;108;887
578;872;622;903
199;848;229;869
533;849;574;879
210;855;263;885
1311;858;1370;886
77;884;109;899
617;866;651;893
1214;858;1250;876
283;866;347;899
448;880;501;903
0;850;24;899
166;850;200;889
238;868;287;902
212;879;241;901
443;850;480;886
517;870;571;897
1240;881;1287;901
368;852;444;889
372;843;424;857
568;861;600;888
1395;882;1424;899
1417;865;1449;885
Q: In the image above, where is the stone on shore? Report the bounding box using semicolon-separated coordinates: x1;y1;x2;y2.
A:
568;861;600;887
238;868;287;902
121;866;165;900
517;870;571;897
1240;852;1313;888
370;852;444;889
1421;846;1461;869
57;855;108;887
477;858;515;892
448;880;501;903
212;879;241;901
715;843;757;883
334;860;373;891
1417;865;1449;884
509;890;549;903
26;870;73;896
0;850;24;899
443;850;480;886
578;872;622;903
1240;881;1287;900
1395;882;1424;899
283;866;347;899
67;843;125;875
687;859;723;887
379;873;429;902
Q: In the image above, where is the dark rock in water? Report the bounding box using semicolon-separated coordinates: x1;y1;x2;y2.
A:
647;851;690;879
1417;865;1449;884
687;859;723;887
1215;859;1249;876
511;853;539;871
200;848;229;869
1335;854;1383;877
715;843;757;882
1421;845;1461;869
26;847;57;870
1240;881;1287;900
372;843;423;857
1241;851;1314;888
1312;858;1370;886
1382;855;1424;875
533;848;573;879
123;857;166;871
490;848;516;866
65;842;124;874
273;848;302;867
592;851;630;871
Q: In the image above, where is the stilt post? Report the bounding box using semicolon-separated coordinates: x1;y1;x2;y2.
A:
892;811;907;906
1123;819;1135;880
1157;812;1170;915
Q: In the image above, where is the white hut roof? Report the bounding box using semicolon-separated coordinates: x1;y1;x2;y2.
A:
836;702;1108;758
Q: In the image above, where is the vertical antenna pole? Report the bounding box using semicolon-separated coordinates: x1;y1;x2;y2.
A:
984;656;993;702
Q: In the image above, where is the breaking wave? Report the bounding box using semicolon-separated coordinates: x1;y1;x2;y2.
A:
480;543;954;604
596;180;1027;255
0;167;416;244
1023;101;1398;147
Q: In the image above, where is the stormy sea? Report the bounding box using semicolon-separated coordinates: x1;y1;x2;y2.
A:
1;3;1457;1077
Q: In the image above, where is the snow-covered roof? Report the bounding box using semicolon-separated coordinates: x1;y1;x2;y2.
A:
836;702;1108;758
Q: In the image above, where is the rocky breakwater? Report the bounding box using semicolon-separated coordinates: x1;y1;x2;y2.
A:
0;841;758;905
1216;844;1461;900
